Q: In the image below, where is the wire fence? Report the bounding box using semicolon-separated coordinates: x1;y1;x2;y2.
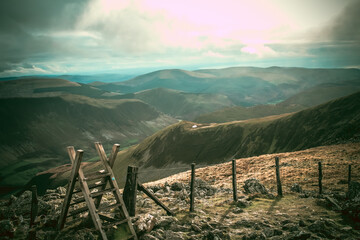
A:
132;156;359;210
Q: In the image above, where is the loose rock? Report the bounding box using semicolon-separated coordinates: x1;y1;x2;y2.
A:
243;179;268;195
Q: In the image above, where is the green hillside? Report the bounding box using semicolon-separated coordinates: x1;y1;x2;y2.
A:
112;91;360;182
0;95;177;193
195;81;360;123
194;103;303;123
31;91;360;193
279;81;360;108
134;88;234;120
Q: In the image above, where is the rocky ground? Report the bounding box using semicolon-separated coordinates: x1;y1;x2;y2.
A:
0;143;360;239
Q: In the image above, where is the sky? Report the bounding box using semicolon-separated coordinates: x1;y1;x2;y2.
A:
0;0;359;77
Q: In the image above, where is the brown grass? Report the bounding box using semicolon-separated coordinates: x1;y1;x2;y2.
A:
146;142;360;193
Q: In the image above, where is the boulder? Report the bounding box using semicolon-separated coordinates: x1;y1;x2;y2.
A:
141;233;159;240
164;230;184;240
236;199;252;208
341;183;360;228
347;181;360;199
190;179;217;196
243;179;268;195
134;214;157;234
6;191;51;218
156;216;178;229
232;207;244;214
290;183;303;193
325;196;342;211
171;182;184;191
0;220;14;238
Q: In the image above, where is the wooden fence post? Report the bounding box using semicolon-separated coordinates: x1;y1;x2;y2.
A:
232;159;238;202
318;162;323;195
27;185;38;240
123;166;138;217
348;164;352;191
275;157;283;197
190;163;195;212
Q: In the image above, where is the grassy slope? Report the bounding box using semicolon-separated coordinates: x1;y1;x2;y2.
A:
113;91;360;183
279;81;360;107
27;91;360;194
141;142;360;239
194;103;303;123
195;81;360;123
134;88;235;120
0;95;177;190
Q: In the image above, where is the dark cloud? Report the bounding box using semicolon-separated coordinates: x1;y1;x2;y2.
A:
0;0;89;32
326;0;360;41
0;0;89;72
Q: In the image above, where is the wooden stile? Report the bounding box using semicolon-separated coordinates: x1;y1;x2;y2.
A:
57;143;137;240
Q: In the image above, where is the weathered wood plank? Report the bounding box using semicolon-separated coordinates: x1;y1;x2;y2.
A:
94;142;120;208
57;148;83;230
68;147;107;239
95;142;138;240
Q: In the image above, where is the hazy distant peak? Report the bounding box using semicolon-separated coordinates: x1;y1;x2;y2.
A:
0;77;80;87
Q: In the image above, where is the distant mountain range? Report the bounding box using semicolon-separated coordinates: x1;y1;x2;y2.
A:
93;67;360;106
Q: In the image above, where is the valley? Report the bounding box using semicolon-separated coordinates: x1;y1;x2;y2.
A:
28;91;360;195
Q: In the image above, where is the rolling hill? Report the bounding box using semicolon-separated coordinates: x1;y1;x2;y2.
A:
93;69;283;106
134;88;235;120
0;95;177;194
195;81;360;123
94;67;360;106
194;103;303;123
30;91;360;193
112;90;360;183
0;77;121;99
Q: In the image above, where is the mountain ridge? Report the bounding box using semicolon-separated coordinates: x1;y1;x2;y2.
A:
27;91;360;194
0;95;177;192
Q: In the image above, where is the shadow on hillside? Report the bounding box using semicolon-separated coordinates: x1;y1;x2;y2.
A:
220;205;235;222
266;196;282;214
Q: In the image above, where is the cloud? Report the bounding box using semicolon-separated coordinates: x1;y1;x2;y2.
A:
320;0;360;42
0;0;89;72
241;44;278;58
0;0;88;32
0;0;359;77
